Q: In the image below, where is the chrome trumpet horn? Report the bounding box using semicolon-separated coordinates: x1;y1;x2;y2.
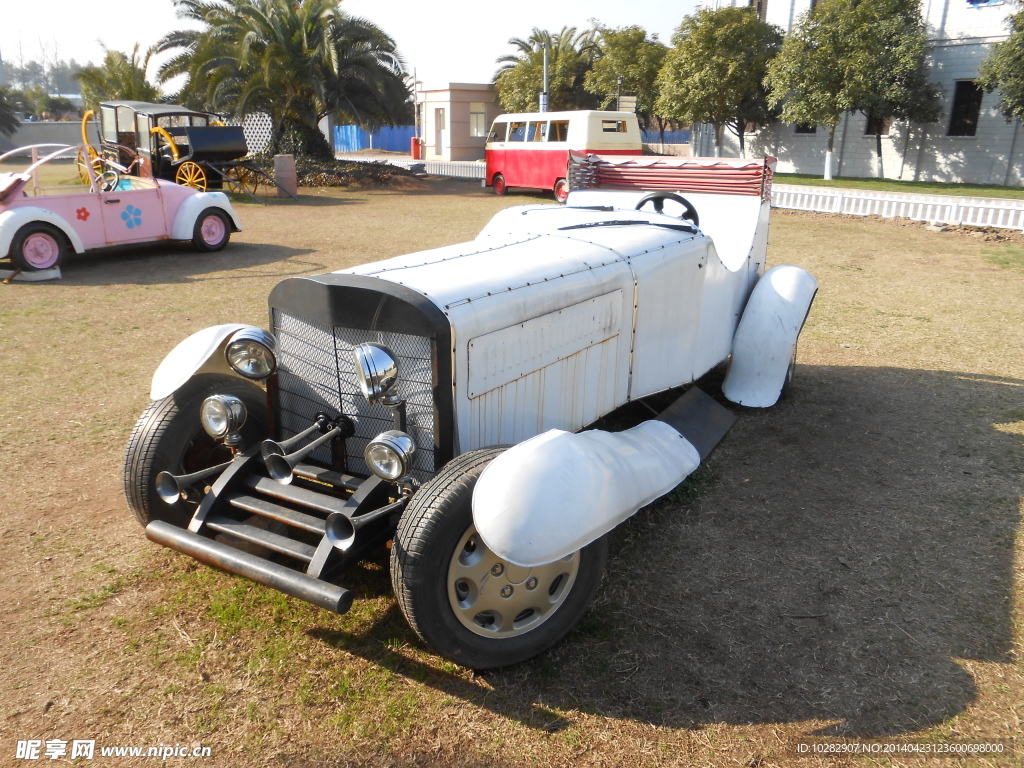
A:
260;414;328;461
325;500;407;551
264;416;353;485
155;460;233;505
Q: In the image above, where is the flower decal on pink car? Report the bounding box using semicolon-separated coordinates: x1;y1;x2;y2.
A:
76;207;90;222
120;205;143;230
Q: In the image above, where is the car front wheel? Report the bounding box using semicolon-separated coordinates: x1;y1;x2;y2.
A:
492;174;507;196
391;446;608;669
192;208;231;252
122;374;268;528
10;223;67;271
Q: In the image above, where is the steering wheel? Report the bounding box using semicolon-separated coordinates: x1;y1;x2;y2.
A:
99;170;120;192
635;192;699;228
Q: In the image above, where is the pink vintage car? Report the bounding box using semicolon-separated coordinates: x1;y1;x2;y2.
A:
0;144;242;273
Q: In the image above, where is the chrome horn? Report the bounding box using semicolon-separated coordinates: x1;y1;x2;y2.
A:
155;460;233;505
325;500;407;551
260;414;328;461
264;417;354;485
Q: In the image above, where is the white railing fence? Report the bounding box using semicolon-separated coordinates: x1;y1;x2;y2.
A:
772;184;1024;230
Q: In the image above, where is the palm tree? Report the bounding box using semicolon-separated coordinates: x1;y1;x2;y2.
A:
75;45;161;111
0;86;20;137
493;27;602;113
156;0;411;159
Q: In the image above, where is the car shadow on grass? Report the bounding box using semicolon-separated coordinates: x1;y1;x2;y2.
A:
309;364;1022;738
26;240;325;286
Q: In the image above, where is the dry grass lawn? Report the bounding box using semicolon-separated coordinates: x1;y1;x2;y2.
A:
0;177;1021;767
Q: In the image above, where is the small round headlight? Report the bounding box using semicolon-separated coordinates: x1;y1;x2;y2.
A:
226;328;277;380
353;343;399;404
364;430;416;481
200;394;247;438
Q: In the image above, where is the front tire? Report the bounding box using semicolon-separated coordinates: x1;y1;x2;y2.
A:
192;208;231;252
492;173;507;196
554;178;569;203
122;374;268;528
10;223;67;271
391;447;608;669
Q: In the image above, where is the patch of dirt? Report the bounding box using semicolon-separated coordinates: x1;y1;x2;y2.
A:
0;189;1020;767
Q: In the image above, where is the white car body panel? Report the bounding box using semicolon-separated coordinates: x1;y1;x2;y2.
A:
150;323;251;400
0;207;87;255
722;265;819;407
472;420;701;567
169;191;242;241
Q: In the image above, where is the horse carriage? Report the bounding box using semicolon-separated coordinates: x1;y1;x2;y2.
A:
79;101;288;201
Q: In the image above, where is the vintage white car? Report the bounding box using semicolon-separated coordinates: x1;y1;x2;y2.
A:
124;154;817;669
0;144;241;275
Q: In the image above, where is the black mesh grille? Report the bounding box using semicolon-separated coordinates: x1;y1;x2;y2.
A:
273;310;436;481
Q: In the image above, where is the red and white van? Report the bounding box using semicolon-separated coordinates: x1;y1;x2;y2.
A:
485;110;642;202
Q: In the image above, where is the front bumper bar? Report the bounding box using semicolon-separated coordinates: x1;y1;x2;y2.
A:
147;520;354;614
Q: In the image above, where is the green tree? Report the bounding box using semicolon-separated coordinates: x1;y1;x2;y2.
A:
0;86;20;136
766;0;939;178
656;8;782;157
978;2;1024;120
493;27;601;113
157;0;411;160
75;45;161;111
583;26;667;131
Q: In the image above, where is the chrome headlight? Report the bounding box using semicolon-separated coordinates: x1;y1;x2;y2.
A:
364;430;416;481
353;343;399;404
225;328;277;380
200;394;247;438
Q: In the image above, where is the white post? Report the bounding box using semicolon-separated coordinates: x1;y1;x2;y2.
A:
824;149;834;180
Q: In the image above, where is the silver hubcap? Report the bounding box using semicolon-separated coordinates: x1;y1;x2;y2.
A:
447;525;579;638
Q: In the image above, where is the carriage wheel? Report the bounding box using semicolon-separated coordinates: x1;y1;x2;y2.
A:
175;162;208;191
227;166;260;195
76;146;103;185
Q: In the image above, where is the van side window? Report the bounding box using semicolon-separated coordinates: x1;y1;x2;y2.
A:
508;122;527;141
602;120;627;133
487;122;508;142
549;121;569;141
528;121;548;141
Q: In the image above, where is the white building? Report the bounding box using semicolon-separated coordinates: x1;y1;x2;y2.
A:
700;0;1021;184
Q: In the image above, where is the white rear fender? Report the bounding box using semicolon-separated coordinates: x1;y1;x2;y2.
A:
722;265;818;408
472;421;701;567
0;207;86;256
150;323;253;400
170;192;242;241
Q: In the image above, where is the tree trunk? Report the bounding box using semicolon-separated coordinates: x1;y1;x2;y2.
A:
875;131;884;179
824;123;836;180
738;120;746;158
714;123;723;158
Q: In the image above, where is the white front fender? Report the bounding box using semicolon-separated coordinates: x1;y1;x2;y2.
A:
472;421;701;567
722;264;818;408
0;207;86;256
150;323;253;400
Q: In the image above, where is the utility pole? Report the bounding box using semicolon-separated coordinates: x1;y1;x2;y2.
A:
534;41;549;112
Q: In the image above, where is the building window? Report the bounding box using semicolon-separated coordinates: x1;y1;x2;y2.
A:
795;122;817;134
470;102;487;138
948;80;983;136
864;111;891;136
749;0;768;21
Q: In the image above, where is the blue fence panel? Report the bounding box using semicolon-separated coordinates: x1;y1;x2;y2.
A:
641;128;691;144
333;125;416;153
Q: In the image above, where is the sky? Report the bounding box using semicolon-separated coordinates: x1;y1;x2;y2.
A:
0;0;700;91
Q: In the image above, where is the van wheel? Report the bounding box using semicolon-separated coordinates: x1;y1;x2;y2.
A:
391;447;608;669
554;178;569;203
492;174;507;195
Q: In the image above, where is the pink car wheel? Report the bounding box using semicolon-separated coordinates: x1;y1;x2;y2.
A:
11;223;67;271
191;208;231;253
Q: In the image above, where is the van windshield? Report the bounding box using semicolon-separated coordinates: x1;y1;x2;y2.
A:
487;122;507;142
